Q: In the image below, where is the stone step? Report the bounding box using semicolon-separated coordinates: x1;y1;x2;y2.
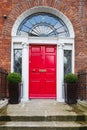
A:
0;99;8;113
0;121;87;130
78;100;87;110
0;101;87;129
0;115;87;121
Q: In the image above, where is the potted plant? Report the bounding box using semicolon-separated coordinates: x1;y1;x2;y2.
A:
7;72;22;104
64;73;78;104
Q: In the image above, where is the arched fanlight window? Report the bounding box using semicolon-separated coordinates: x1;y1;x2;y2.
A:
17;13;70;37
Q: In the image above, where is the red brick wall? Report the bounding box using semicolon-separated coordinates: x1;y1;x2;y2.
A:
0;0;87;73
0;0;12;71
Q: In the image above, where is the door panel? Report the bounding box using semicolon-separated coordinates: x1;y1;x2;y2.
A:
45;55;55;68
29;45;56;98
31;55;42;68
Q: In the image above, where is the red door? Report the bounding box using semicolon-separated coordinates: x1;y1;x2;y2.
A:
29;45;56;98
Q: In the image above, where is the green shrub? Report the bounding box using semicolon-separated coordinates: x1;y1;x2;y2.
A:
7;72;22;83
64;73;78;83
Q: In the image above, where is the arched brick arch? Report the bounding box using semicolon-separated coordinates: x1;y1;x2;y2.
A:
2;0;80;38
12;7;74;37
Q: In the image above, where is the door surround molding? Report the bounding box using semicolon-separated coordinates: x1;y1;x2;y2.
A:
12;36;74;102
11;6;75;102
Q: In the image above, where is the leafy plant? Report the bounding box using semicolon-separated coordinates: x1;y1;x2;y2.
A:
7;72;22;83
64;73;78;83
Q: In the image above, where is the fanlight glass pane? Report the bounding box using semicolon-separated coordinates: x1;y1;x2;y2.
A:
64;50;72;76
14;49;22;75
17;13;70;37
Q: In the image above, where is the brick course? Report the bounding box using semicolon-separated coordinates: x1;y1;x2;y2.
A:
0;0;87;73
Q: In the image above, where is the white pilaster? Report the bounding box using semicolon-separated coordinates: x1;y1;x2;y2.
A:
21;42;29;102
57;43;64;102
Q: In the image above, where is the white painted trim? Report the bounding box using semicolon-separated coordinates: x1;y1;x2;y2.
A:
11;6;75;102
12;36;74;44
12;6;75;38
21;42;29;101
57;44;64;102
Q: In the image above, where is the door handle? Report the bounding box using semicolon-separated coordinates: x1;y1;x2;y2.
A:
39;69;47;72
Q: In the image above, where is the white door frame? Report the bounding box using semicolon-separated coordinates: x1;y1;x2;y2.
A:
11;6;75;102
12;36;74;102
